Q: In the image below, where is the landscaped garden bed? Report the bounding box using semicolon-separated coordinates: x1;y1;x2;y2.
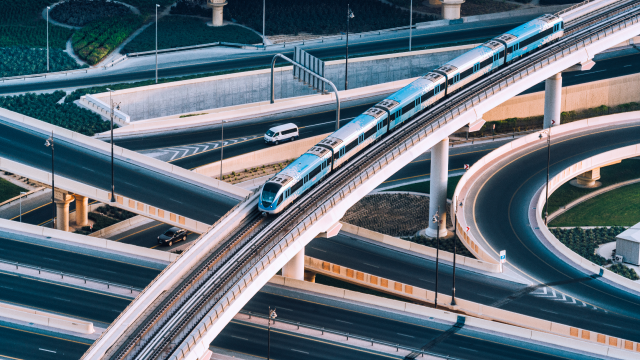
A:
0;47;85;77
50;0;134;27
0;0;72;49
122;15;263;53
72;14;143;64
0;91;111;136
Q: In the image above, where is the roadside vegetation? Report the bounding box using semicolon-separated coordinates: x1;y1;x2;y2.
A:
550;182;640;227
0;91;110;136
122;16;263;53
550;227;639;280
0;0;72;49
0;47;85;78
75;205;136;235
50;0;133;27
223;0;435;36
72;15;143;64
0;178;26;204
457;103;640;139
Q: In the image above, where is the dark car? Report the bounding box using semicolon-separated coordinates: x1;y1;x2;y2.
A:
157;227;187;246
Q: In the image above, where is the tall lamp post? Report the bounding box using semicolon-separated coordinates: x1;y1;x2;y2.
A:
44;132;55;229
19;191;27;223
540;130;551;225
267;307;277;360
451;201;460;306
155;4;160;83
106;88;119;203
46;6;50;72
262;0;266;47
432;207;441;308
345;5;354;90
219;120;225;181
409;0;413;51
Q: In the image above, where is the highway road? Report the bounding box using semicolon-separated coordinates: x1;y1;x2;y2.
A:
467;122;640;336
124;52;640;169
0;18;534;95
0;233;160;288
0;118;240;224
0;324;91;360
306;233;640;343
213;290;606;360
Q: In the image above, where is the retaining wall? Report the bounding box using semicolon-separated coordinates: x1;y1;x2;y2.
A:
483;72;640;121
0;301;94;334
91;45;476;121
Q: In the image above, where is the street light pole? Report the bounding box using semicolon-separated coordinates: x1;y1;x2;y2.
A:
220;120;224;181
263;0;266;47
155;4;160;83
432;207;441;308
46;6;50;72
19;192;27;223
451;206;457;306
45;132;55;229
345;5;354;90
544;130;551;225
106;88;118;203
268;307;277;360
409;0;412;51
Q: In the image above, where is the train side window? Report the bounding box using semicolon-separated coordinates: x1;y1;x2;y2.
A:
473;63;480;73
277;194;283;205
291;181;302;193
434;84;441;94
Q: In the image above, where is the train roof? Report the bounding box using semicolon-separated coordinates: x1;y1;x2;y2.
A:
440;45;494;72
278;153;323;181
386;77;436;104
330;113;377;143
496;14;560;43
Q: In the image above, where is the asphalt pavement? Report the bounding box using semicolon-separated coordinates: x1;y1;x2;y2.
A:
468;122;640;338
0;323;90;360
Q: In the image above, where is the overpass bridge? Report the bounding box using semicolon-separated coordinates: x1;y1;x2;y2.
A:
75;1;640;359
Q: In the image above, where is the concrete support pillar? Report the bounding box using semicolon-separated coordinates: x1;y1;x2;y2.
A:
572;168;601;188
282;247;304;280
543;73;562;129
73;194;89;227
441;0;465;20
424;138;449;238
207;0;227;27
54;194;74;232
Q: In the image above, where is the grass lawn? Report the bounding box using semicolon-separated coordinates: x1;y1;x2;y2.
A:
0;178;26;203
384;175;462;200
550;182;640;227
547;159;640;215
122;16;263;53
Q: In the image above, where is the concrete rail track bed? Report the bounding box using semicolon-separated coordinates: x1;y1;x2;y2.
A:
83;3;640;360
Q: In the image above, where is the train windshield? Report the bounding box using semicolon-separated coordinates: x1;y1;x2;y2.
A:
262;183;282;206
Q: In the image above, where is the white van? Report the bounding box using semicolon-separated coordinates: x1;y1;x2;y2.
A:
264;123;299;145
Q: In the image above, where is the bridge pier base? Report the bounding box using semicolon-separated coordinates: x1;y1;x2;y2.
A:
282;247;305;280
543;73;562;129
571;168;602;188
422;138;449;238
73;194;89;227
55;194;74;231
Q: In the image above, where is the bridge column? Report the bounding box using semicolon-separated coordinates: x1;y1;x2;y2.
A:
55;194;74;231
424;138;449;238
543;73;562;129
571;168;601;188
207;0;228;27
441;0;465;20
282;248;304;280
73;194;89;227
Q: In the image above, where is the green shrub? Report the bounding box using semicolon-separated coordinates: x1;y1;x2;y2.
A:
223;0;435;36
95;205;136;220
72;14;143;64
609;263;640;281
550;227;626;266
171;0;209;17
0;0;73;49
50;0;133;27
0;91;111;136
0;47;86;77
118;0;174;18
0;178;26;204
123;16;263;53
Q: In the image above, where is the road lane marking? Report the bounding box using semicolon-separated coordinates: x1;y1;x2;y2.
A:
397;333;415;338
291;349;309;354
458;346;478;352
335;319;353;324
53;297;71;302
363;262;380;268
231;335;248;341
310;247;326;252
573;69;606;76
38;348;56;353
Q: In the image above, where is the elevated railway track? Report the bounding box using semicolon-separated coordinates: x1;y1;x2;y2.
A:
84;1;640;359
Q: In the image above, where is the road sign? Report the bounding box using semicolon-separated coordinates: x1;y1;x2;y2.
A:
499;250;506;272
551;119;556;125
463;164;469;170
465;226;470;232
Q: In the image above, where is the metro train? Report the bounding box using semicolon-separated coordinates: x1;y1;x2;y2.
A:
259;14;564;215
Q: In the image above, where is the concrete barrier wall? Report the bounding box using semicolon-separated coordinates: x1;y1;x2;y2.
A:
0;107;250;199
533;143;640;295
483;72;640;121
194;133;330;177
271;273;638;357
0;218;178;263
79;94;130;126
339;222;500;273
452;111;640;265
0;301;94;334
91;45;476;121
89;215;156;238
